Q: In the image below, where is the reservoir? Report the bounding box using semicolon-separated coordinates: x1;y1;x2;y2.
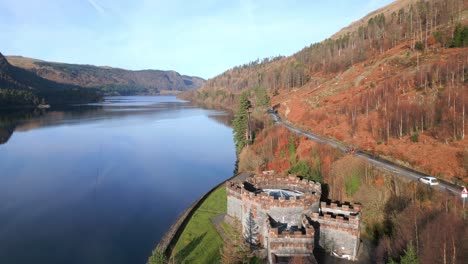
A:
0;96;236;264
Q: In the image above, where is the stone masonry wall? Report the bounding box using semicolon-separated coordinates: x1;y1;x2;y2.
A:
266;220;315;263
318;227;360;258
309;201;361;259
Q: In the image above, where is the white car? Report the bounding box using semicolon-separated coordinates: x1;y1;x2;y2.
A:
419;176;439;186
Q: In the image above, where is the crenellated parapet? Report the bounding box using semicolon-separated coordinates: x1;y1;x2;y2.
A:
310;212;360;227
308;212;360;237
320;201;361;215
226;174;321;210
226;181;242;198
246;174;322;195
267;217;315;239
241;190;318;210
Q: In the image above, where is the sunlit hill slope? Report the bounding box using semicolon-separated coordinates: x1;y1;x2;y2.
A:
181;0;468;183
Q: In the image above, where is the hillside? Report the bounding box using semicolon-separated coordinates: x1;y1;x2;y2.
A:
180;0;468;183
6;56;205;95
0;52;101;106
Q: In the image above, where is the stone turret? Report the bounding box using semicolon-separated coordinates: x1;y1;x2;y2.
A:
226;173;362;263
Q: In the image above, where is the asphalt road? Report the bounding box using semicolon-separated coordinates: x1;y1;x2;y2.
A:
268;111;464;196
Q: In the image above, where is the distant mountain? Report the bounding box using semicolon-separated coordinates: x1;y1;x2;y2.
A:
0;52;102;106
6;56;205;95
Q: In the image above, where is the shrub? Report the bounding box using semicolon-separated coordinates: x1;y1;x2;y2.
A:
410;133;419;143
288;159;322;182
433;31;442;45
414;41;424;51
147;248;166;264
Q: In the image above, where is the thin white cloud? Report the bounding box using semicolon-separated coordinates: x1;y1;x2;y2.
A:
87;0;106;15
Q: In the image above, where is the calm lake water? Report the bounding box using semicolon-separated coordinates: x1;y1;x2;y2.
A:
0;96;236;264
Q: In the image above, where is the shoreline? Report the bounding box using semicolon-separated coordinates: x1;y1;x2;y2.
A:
155;172;251;259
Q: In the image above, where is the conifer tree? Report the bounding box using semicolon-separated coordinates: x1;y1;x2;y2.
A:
450;23;468;47
232;92;252;153
400;241;419;264
244;209;259;248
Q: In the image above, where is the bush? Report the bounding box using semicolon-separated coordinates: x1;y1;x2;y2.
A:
410;133;419;143
289;159;322;182
433;31;442;45
289;161;311;177
414;41;424;51
147;248;166;264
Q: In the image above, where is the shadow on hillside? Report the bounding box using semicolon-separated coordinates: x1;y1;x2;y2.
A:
174;232;207;261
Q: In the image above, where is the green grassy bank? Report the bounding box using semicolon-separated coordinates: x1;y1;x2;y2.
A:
171;187;227;263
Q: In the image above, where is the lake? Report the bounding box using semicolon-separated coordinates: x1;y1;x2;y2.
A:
0;96;236;264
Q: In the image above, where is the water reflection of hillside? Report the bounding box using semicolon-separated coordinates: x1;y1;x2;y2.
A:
188;101;233;127
0;126;14;144
0;98;232;145
207;112;233;128
0;108;46;144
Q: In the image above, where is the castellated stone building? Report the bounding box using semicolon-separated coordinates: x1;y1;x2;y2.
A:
226;173;362;263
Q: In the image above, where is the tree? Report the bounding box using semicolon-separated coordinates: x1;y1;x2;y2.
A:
221;219;252;264
233;92;252;153
253;86;270;109
244;209;259;248
450;23;468;47
400;241;419;264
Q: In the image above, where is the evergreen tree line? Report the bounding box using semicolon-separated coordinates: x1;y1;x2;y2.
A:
0;89;41;108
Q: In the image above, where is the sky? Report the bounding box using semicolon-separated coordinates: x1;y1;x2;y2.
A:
0;0;394;79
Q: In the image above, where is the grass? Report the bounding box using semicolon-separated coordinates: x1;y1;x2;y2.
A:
171;187;227;264
345;172;361;197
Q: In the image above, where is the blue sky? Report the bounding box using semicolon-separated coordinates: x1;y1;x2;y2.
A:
0;0;394;79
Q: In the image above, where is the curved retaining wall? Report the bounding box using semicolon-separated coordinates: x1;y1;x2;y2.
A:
156;172;253;258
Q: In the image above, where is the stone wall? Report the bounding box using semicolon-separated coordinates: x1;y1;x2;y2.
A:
308;202;361;259
318;227;360;259
226;183;243;219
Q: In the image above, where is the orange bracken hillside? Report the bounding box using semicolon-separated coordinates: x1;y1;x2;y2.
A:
181;0;468;183
273;44;467;181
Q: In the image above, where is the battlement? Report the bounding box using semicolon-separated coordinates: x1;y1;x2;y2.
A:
247;174;321;195
226;182;242;198
241;190;318;209
309;212;360;231
226;181;242;192
267;216;315;239
268;226;315;239
320;201;361;214
226;174;320;210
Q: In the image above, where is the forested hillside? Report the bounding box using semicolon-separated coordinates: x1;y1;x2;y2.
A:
181;0;468;183
0;52;101;107
7;56;205;95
